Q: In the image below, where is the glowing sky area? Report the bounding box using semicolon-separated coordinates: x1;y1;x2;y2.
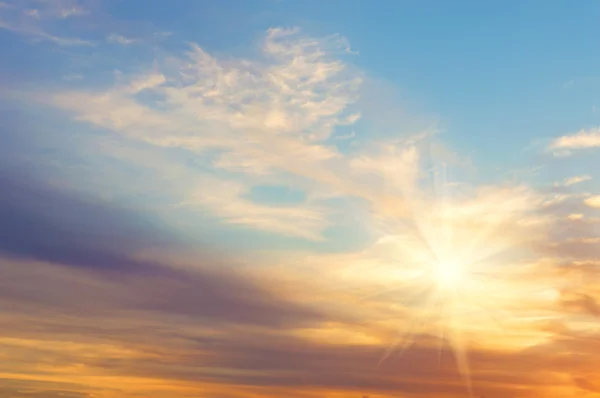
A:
1;1;600;397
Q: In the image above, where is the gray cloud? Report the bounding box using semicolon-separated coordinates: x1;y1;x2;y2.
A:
0;168;178;271
0;143;327;329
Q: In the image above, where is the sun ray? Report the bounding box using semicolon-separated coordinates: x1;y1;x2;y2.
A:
365;147;554;398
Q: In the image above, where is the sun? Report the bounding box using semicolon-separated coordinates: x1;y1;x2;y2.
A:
433;259;464;290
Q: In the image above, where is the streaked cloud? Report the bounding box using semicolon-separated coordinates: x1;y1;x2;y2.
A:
179;176;331;240
0;168;175;271
50;28;361;159
106;33;137;45
549;127;600;155
0;253;598;397
0;0;93;46
555;175;592;187
39;28;378;238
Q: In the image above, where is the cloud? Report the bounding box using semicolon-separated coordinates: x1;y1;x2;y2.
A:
584;195;600;208
31;30;94;46
107;33;137;45
0;254;327;330
180;175;331;240
41;28;382;237
0;173;327;334
549;127;600;154
0;167;597;397
0;149;328;330
0;0;93;46
50;28;361;152
37;24;437;239
555;175;592;187
0;134;586;398
0;379;92;398
0;275;596;398
0;168;177;271
26;0;89;20
560;293;600;317
574;377;600;394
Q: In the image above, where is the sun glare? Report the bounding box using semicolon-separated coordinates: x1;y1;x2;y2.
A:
434;260;464;289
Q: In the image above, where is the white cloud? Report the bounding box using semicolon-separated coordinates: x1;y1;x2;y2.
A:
550;149;573;158
43;28;376;236
549;128;600;153
0;0;93;46
555;175;592;187
41;27;554;246
44;28;551;243
107;33;137;45
584;196;600;208
34;31;94;46
180;176;330;240
25;0;89;19
52;28;361;155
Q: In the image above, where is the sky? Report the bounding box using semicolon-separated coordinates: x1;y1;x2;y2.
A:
1;1;600;397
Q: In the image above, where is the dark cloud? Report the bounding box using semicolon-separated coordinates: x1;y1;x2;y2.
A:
0;254;327;330
0;163;327;328
0;104;184;273
0;168;178;272
560;293;600;317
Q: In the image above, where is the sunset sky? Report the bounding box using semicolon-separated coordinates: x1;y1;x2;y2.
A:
1;1;600;397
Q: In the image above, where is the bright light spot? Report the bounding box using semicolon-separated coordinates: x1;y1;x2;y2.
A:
434;260;464;289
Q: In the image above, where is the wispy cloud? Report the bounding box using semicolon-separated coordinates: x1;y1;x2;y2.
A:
38;28;449;242
179;175;330;240
555;175;592;187
27;0;90;20
107;33;137;45
51;28;361;152
39;28;370;237
33;30;94;46
549;127;600;155
0;0;94;46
